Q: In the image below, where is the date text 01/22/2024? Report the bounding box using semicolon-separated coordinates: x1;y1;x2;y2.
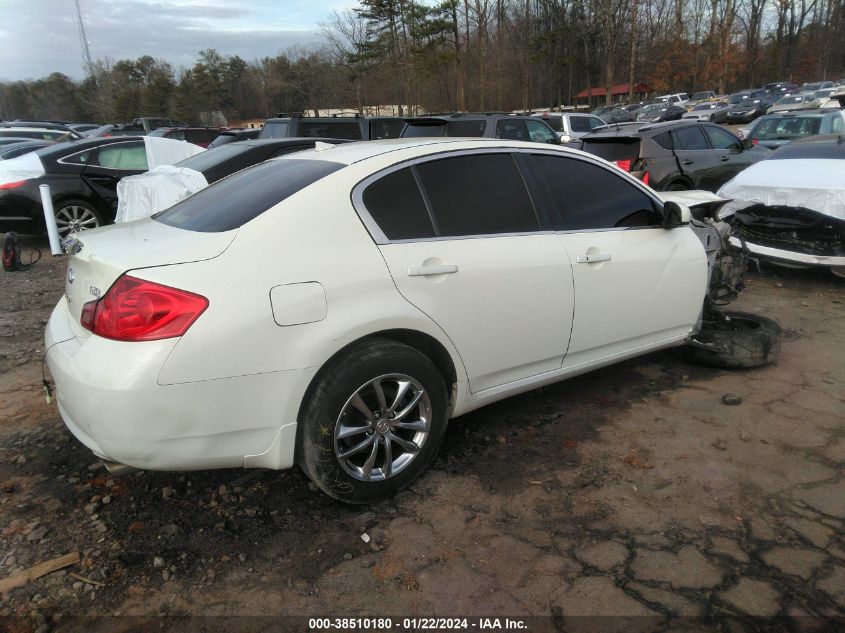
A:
308;618;528;630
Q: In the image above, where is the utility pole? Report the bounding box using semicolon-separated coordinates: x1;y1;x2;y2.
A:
73;0;95;78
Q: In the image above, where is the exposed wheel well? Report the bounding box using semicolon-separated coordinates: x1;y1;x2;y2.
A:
297;329;460;424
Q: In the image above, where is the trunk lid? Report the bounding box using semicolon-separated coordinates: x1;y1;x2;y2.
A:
63;218;236;325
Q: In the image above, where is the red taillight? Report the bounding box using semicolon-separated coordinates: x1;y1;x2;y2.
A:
614;159;632;171
81;275;208;342
0;180;27;190
641;171;650;186
752;138;758;145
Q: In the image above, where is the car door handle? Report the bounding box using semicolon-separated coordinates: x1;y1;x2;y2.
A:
719;156;730;162
576;253;611;264
681;159;694;165
407;264;459;277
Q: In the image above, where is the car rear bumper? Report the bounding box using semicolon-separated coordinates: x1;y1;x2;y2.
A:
45;297;307;471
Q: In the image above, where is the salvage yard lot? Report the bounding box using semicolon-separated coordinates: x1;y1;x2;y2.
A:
1;235;844;626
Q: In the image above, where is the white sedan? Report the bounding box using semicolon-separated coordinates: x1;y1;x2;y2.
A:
47;138;726;502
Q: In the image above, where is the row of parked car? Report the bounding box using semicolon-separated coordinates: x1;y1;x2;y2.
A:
588;80;845;126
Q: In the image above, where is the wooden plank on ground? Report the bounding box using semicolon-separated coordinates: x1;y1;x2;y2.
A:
0;552;80;594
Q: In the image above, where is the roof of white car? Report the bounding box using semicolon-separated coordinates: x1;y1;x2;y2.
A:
276;137;579;166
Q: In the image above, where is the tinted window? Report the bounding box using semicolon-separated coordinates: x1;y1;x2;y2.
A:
704;126;741;150
580;138;641;161
416;154;538;236
652;132;673;150
570;116;593;132
753;117;821;140
673;126;709;150
402;122;448;138
524;119;556;143
495;119;529;140
370;119;404;139
538;115;563;132
155;159;344;232
446;120;487;136
362;168;435;240
529;154;660;230
297;121;362;140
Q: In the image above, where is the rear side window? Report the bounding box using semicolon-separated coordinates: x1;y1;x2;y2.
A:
495;119;529;140
155;159;343;232
580;138;641;162
362;168;435;240
415;154;538;236
673;126;709;150
446;120;487;137
528;154;660;230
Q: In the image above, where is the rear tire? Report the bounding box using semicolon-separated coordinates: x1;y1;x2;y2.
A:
676;310;781;369
53;199;103;238
297;339;449;503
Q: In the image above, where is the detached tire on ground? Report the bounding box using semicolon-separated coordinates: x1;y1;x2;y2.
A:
297;339;449;504
676;310;781;369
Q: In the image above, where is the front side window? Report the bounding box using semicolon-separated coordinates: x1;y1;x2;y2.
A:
524;119;556;143
495;119;529;141
370;119;404;139
673;126;709;150
831;115;844;134
96;143;148;170
415;153;539;236
528;154;660;230
259;121;289;139
704;126;742;150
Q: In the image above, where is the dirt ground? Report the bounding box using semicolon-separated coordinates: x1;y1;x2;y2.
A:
1;234;843;631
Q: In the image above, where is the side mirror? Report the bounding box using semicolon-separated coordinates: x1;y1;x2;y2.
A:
742;138;754;150
662;201;691;228
556;132;572;143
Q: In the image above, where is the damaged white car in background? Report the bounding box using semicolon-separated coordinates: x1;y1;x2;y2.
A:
718;135;845;278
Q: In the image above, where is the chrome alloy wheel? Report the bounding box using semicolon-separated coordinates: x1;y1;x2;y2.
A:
334;374;432;482
55;205;99;237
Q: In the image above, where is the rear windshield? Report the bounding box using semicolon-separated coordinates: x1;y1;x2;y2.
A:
753;117;822;140
154;159;343;232
729;93;750;104
402;122;448;138
580;138;641;162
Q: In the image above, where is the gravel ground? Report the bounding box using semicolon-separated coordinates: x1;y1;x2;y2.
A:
1;234;844;632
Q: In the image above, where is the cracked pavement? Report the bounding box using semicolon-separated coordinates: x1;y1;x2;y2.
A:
0;236;843;630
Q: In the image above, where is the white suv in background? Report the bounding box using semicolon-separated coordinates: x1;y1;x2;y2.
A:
655;93;691;107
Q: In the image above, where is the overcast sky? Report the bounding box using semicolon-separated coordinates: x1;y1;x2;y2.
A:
0;0;357;82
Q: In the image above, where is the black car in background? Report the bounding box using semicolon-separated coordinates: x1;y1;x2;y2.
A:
579;120;769;191
172;138;350;184
635;103;686;123
0;140;53;160
259;115;404;140
726;89;773;123
401;113;560;143
0;136;148;236
207;128;261;148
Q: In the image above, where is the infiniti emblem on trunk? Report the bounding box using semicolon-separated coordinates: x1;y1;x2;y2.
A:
67;268;75;284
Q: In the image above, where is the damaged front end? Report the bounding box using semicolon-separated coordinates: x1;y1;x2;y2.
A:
660;191;751;310
727;204;845;277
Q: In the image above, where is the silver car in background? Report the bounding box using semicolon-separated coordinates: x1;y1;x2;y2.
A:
681;101;730;123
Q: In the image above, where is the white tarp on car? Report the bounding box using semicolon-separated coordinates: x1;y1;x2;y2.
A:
116;165;209;223
717;158;845;220
143;136;205;169
0;151;45;186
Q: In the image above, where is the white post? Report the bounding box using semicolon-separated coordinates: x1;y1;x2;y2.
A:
39;184;62;256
